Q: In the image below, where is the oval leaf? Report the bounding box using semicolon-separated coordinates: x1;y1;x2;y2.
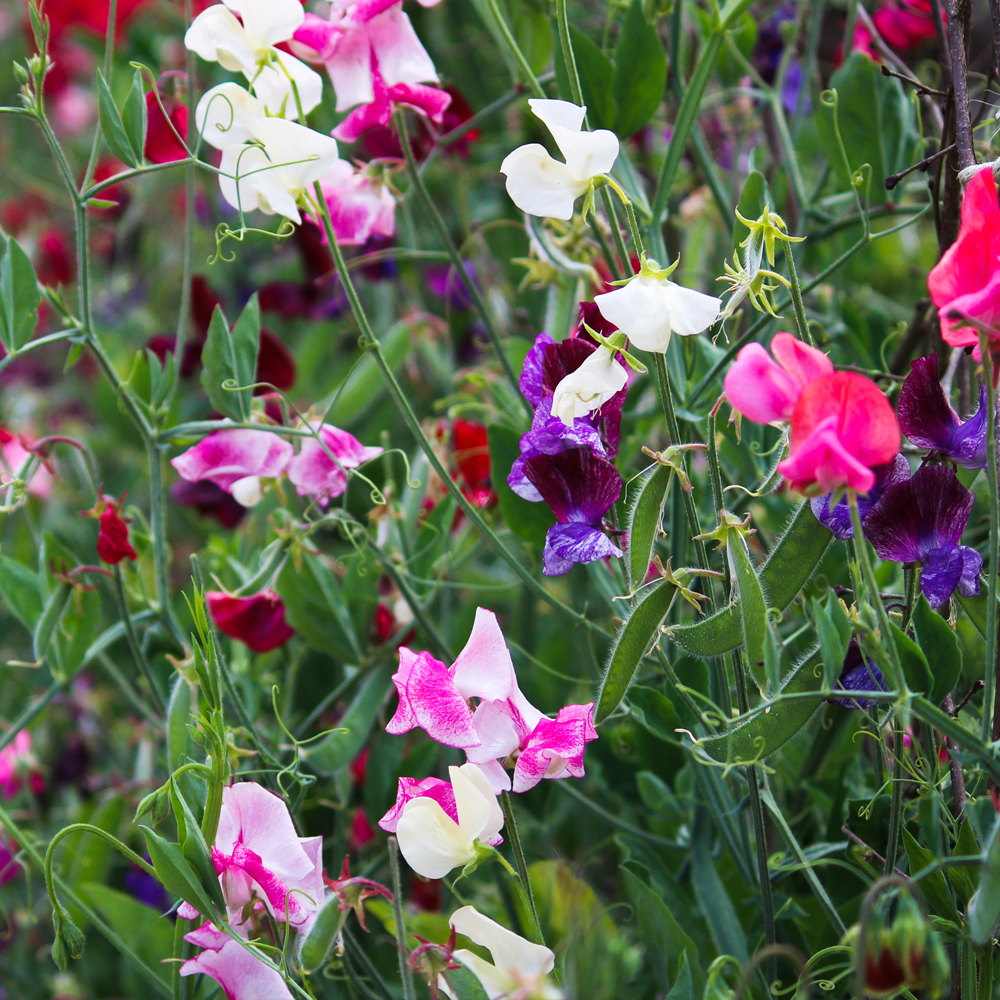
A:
626;463;672;594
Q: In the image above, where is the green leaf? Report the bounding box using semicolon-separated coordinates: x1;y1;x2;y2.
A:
969;814;1000;947
903;828;958;924
33;580;73;665
816;51;914;205
0;235;42;350
696;648;823;764
628;684;680;742
200;296;259;421
667;502;832;656
947;819;980;906
0;554;43;633
665;954;695;1000
911;594;962;706
612;0;667;138
77;883;173;987
97;70;140;168
626;463;672;594
554;24;615;130
277;552;362;660
890;623;931;696
167;676;193;773
169;779;226;916
812;593;851;690
304;665;393;774
441;967;491;1000
488;424;552;549
121;68;147;164
596;579;676;724
513;0;552;76
141;826;222;920
956;587;988;638
727;532;769;692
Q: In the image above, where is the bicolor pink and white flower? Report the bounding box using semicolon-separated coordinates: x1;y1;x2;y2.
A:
0;428;54;498
171;427;294;507
500;100;619;221
723;331;834;425
0;731;44;799
180;921;293;1000
207;782;324;930
385;608;598;793
196;83;343;225
286;422;384;505
185;0;323;119
290;1;451;143
440;906;563;1000
313;161;396;246
383;763;504;879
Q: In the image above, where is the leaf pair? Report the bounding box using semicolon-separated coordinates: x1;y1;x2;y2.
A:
97;68;147;170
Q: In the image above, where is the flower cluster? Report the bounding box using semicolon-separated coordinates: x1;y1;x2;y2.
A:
507;306;628;576
379;608;597;875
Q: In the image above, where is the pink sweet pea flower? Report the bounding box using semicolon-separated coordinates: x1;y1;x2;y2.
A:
928;169;1000;349
0;428;54;499
210;782;324;930
0;731;45;799
723;332;834;424
171;429;293;507
207;591;295;653
378;776;460;832
313;161;396;246
286;422;384;505
777;371;901;495
180;922;293;1000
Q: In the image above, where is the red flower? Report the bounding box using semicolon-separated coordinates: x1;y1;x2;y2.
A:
452;419;493;508
144;91;188;164
40;0;152;40
206;590;295;653
81;492;137;564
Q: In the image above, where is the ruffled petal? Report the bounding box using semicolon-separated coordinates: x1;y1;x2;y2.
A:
500;145;586;220
542;521;622;576
451;607;518;703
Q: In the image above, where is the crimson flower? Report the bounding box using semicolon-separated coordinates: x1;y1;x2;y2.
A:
81;492;137;565
206;590;295;653
144;91;188;164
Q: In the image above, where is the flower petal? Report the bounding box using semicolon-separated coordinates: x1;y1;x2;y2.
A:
500;144;586;220
541;521;622;576
451;608;518;703
171;429;293;492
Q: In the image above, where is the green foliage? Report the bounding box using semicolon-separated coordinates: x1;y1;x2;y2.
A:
200;297;260;421
0;235;42;352
626;461;672;593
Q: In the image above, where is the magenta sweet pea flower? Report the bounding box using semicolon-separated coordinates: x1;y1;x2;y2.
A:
897;356;989;469
723;331;833;424
312;161;396;247
207;591;295;653
286;422;384;506
209;782;324;931
180;922;293;1000
171;429;293;507
863;465;982;608
0;731;45;799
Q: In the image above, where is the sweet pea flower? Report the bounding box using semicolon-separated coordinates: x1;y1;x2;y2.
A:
776;372;901;495
830;638;886;711
441;906;563;1000
144;90;188;164
196;83;343;225
384;608;598;791
171;427;294;507
207;782;324;930
185;0;323;118
927;168;1000;349
0;428;54;498
286;422;384;505
863;465;982;608
723;332;834;424
500;100;619;220
897;355;989;469
550;345;629;425
312;160;396;246
180;922;293;1000
290;3;450;142
207;590;295;653
392;763;504;879
0;731;45;799
810;454;910;539
594;256;721;353
81;492;137;565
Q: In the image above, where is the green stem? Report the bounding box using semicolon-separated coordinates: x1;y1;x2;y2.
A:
883;724;904;876
745;762;778;985
555;0;583;106
784;243;813;345
0;329;79;375
200;727;226;843
113;565;166;711
388;837;416;1000
500;791;544;946
605;178;646;258
97;651;162;729
482;0;545;98
149;444;184;644
979;331;999;743
901;566;916;631
396;110;529;420
493;850;546;947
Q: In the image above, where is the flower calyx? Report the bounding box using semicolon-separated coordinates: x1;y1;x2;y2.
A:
409;928;461;1000
608;253;680;287
641;444;706;493
734;202;805;270
694;509;756;551
323;856;393;932
583;324;647;373
650;556;721;609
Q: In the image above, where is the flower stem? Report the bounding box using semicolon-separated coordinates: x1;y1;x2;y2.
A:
388;836;416;1000
554;0;583;107
500;791;544;946
883;723;905;876
482;0;545;98
783;243;813;346
979;330;999;743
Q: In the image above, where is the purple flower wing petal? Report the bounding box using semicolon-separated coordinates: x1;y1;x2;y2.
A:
810;492;854;540
950;386;989;469
522;396;606;457
897;356;960;452
812;454;910;540
508;453;543;502
921;545;965;608
520;333;554;406
523;448;622;524
542;522;623;576
958;545;984;597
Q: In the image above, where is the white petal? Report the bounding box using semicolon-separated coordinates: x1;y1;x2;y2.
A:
550;347;628;424
254;118;342;190
529;98;585;134
250;51;324;118
662;283;722;337
500;144;586;220
225;0;304;46
453;951;514;999
595;276;672;353
396;797;471;878
466;700;522;763
326;26;376;111
450;907;555;983
186;6;255;73
230;475;262;506
451;762;504;846
548;126;619;182
196;83;261;149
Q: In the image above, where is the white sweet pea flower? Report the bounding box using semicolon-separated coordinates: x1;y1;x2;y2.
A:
550;345;628;426
185;0;323;118
196;83;344;225
395;763;504;879
440;906;563;1000
500;99;619;220
595;256;722;354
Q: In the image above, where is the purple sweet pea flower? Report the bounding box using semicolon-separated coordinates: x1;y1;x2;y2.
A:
519;333;554;407
863;465;983;607
523;447;623;576
810;453;911;539
897;355;989;469
831;638;885;710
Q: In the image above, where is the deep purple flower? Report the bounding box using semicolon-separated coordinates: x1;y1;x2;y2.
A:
519;332;554;407
523;448;623;576
863;465;982;607
897;355;989;469
508;396;607;501
125;859;172;913
831;638;885;710
171;479;248;529
427;262;476;310
810;454;911;539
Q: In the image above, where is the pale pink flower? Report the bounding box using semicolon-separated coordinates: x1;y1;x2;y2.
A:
286;422;383;505
180;921;293;1000
314;161;396;246
1;429;54;498
0;731;44;799
170;428;293;507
